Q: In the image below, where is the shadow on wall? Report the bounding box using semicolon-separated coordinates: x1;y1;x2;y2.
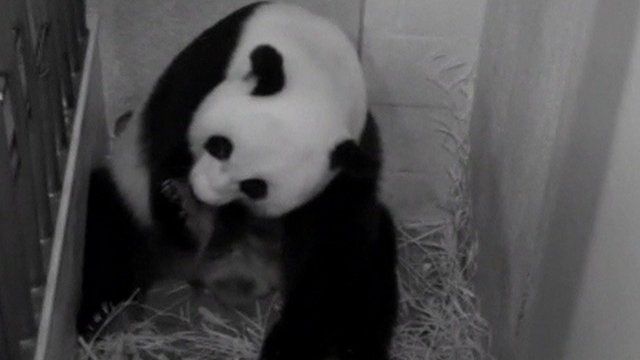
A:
471;0;640;359
86;0;363;125
525;0;640;359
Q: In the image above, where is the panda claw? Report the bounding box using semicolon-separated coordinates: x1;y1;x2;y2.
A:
161;179;181;202
160;179;173;190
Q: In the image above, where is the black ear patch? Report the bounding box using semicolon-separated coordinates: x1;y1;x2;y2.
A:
249;45;285;96
205;135;233;160
330;140;379;178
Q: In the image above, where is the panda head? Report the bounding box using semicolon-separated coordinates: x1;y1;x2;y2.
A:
187;41;372;217
188;127;373;217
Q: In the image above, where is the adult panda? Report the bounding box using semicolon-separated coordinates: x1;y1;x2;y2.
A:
81;1;398;358
177;3;398;359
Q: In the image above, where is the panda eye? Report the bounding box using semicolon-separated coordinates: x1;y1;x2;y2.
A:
204;135;233;160
239;178;268;200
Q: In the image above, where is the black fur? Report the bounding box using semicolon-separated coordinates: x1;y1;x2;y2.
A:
78;168;157;334
330;140;379;179
141;2;267;250
250;45;285;96
260;114;398;360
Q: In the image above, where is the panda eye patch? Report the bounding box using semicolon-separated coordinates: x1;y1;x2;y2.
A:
239;178;268;200
204;135;233;160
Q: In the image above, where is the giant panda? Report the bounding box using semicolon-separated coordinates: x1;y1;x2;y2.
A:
80;1;398;358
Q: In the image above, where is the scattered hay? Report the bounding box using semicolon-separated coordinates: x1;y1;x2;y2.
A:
78;212;491;360
391;219;490;360
80;101;491;360
79;294;281;360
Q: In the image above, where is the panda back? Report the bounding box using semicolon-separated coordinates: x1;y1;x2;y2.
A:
222;3;368;138
108;109;152;226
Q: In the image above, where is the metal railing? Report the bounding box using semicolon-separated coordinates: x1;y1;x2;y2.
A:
0;1;87;359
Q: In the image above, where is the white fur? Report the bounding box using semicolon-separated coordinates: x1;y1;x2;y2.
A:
109;110;152;225
188;3;367;216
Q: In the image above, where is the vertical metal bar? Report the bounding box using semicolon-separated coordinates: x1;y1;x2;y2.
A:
0;77;18;177
35;17;103;359
56;0;81;82
75;0;89;47
0;2;89;357
30;0;72;151
35;23;70;173
0;310;12;360
71;0;88;65
19;0;57;277
66;0;82;61
0;73;37;360
16;28;62;219
9;30;47;288
43;0;73;113
32;29;57;267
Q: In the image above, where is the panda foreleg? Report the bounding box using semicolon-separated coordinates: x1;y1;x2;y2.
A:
259;204;397;360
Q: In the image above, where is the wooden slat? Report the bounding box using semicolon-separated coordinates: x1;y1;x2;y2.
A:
34;15;105;360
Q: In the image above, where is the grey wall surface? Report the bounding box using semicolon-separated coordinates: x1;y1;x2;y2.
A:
471;0;639;358
362;0;486;220
87;0;362;123
561;3;640;356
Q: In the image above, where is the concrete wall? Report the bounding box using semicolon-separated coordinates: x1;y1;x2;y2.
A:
88;0;487;221
362;0;486;220
87;0;362;123
556;2;640;358
471;0;640;358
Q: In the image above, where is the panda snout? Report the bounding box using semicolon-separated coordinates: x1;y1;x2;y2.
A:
189;165;238;206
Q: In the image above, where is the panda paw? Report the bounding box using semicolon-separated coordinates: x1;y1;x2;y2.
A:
161;179;192;219
160;179;182;203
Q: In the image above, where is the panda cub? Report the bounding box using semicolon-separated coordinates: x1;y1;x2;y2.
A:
160;178;282;306
79;145;283;336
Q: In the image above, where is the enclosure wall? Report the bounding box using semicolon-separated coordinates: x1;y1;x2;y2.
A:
471;0;640;359
560;3;640;359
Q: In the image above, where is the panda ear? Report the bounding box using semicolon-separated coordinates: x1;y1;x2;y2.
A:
249;45;285;96
330;140;379;178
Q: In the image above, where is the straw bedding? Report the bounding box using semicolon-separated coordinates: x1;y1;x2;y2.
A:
78;121;491;359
